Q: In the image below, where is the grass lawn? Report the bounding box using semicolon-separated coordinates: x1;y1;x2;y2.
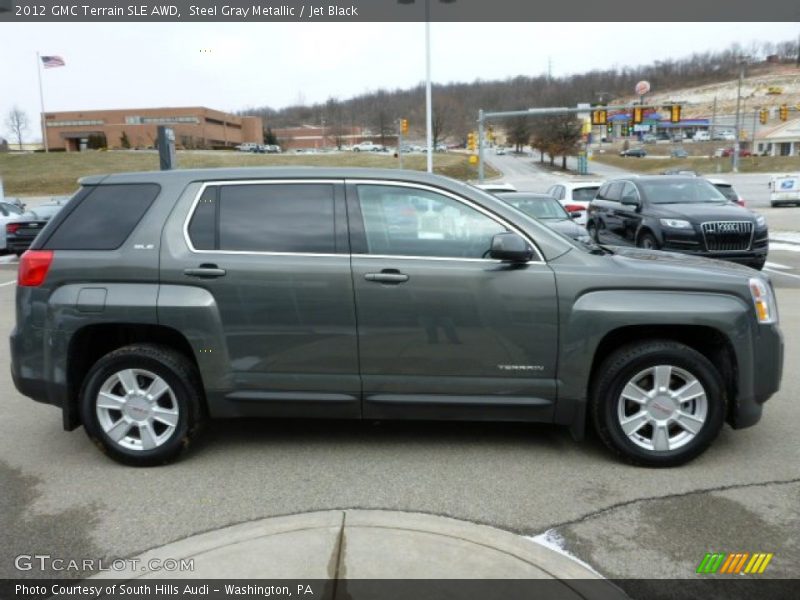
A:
0;150;498;196
592;153;800;175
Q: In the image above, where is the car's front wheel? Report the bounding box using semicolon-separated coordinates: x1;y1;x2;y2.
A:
80;344;205;466
637;231;659;250
592;340;725;467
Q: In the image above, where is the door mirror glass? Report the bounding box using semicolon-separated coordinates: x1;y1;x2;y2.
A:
489;232;533;262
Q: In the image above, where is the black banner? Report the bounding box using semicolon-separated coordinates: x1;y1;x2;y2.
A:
1;0;799;22
2;579;800;600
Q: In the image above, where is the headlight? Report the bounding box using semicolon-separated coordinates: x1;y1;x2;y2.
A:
659;218;692;229
749;278;778;324
755;215;767;228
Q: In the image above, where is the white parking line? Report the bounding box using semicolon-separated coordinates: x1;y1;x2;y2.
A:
0;280;17;287
765;268;800;280
765;261;792;270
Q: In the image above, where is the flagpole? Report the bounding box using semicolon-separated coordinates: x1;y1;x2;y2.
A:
36;51;49;153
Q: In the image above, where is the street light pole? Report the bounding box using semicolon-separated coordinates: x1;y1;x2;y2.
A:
424;0;432;173
733;58;746;173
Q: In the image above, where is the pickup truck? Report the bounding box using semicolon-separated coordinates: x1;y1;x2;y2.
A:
10;168;783;467
352;141;384;152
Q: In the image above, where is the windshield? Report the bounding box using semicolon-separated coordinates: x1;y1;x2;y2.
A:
640;180;728;204
509;197;570;219
571;186;600;201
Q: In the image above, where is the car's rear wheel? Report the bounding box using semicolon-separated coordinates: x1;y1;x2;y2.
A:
80;344;204;466
592;340;725;467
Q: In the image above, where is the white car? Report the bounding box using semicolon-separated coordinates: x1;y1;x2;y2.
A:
0;201;26;253
475;182;517;194
546;180;605;225
353;141;383;152
495;147;507;155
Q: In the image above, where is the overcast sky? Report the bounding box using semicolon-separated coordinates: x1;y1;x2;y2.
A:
2;22;798;141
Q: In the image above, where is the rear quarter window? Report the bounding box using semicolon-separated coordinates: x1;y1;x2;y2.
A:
41;184;160;250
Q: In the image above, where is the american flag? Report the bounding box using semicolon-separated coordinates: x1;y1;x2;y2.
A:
41;56;66;69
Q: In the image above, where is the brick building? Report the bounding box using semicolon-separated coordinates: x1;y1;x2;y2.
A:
42;107;263;151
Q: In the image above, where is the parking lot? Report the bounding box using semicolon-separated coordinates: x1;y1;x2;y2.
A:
0;197;798;584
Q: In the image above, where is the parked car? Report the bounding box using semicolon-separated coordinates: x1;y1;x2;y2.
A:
670;148;689;159
495;146;507;155
707;178;746;207
712;131;736;141
11;168;782;468
547;180;605;225
662;169;699;176
693;131;711;142
0;201;26;254
475;182;517;194
496;192;590;243
353;141;384;152
642;134;658;144
720;148;752;158
5;201;68;255
620;148;647;157
587;176;768;269
236;143;258;152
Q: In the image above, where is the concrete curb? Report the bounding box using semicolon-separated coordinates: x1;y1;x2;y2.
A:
91;510;627;597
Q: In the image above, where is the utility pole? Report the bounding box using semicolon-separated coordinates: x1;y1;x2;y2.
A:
711;96;717;140
751;107;758;155
733;58;746;172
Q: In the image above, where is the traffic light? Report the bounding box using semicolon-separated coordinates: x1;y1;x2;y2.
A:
467;132;476;151
760;109;769;125
632;106;644;125
606;123;613;134
400;118;409;134
591;109;607;125
487;125;495;141
669;104;682;123
779;105;788;121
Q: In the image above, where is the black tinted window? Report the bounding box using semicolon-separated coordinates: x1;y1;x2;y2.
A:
43;184;159;250
571;187;600;201
188;187;217;250
218;184;335;253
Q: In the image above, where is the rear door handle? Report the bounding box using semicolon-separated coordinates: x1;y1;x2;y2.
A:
184;265;227;279
364;271;409;284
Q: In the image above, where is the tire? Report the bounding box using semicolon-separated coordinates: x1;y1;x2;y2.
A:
591;340;725;467
637;231;659;250
79;344;205;466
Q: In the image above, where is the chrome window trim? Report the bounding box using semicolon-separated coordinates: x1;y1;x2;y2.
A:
183;179;343;257
347;179;545;264
182;178;547;264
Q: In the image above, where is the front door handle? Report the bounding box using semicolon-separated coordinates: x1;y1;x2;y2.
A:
184;264;227;279
364;270;409;284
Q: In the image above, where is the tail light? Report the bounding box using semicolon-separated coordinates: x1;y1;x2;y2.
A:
564;204;585;213
18;250;54;287
6;223;20;234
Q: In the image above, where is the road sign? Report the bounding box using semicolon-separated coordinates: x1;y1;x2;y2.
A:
635;81;651;96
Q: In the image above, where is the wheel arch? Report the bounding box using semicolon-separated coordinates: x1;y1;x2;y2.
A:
64;323;199;430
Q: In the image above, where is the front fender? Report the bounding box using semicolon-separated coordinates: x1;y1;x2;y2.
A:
559;290;752;404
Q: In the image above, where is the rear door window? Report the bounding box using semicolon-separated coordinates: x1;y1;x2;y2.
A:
216;183;335;254
42;184;160;250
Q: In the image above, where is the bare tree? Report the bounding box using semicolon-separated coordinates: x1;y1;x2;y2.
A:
5;106;29;151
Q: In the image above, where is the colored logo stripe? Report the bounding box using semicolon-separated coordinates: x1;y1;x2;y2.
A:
696;552;773;574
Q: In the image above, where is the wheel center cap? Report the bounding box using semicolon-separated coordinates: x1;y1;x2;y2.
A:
649;396;676;420
125;396;151;421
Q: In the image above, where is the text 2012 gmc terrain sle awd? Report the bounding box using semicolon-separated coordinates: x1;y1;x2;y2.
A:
10;168;783;467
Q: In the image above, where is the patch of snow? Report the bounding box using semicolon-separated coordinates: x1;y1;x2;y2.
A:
526;529;603;576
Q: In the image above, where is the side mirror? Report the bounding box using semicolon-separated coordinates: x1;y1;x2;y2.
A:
621;195;639;206
490;232;533;262
569;212;581;219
